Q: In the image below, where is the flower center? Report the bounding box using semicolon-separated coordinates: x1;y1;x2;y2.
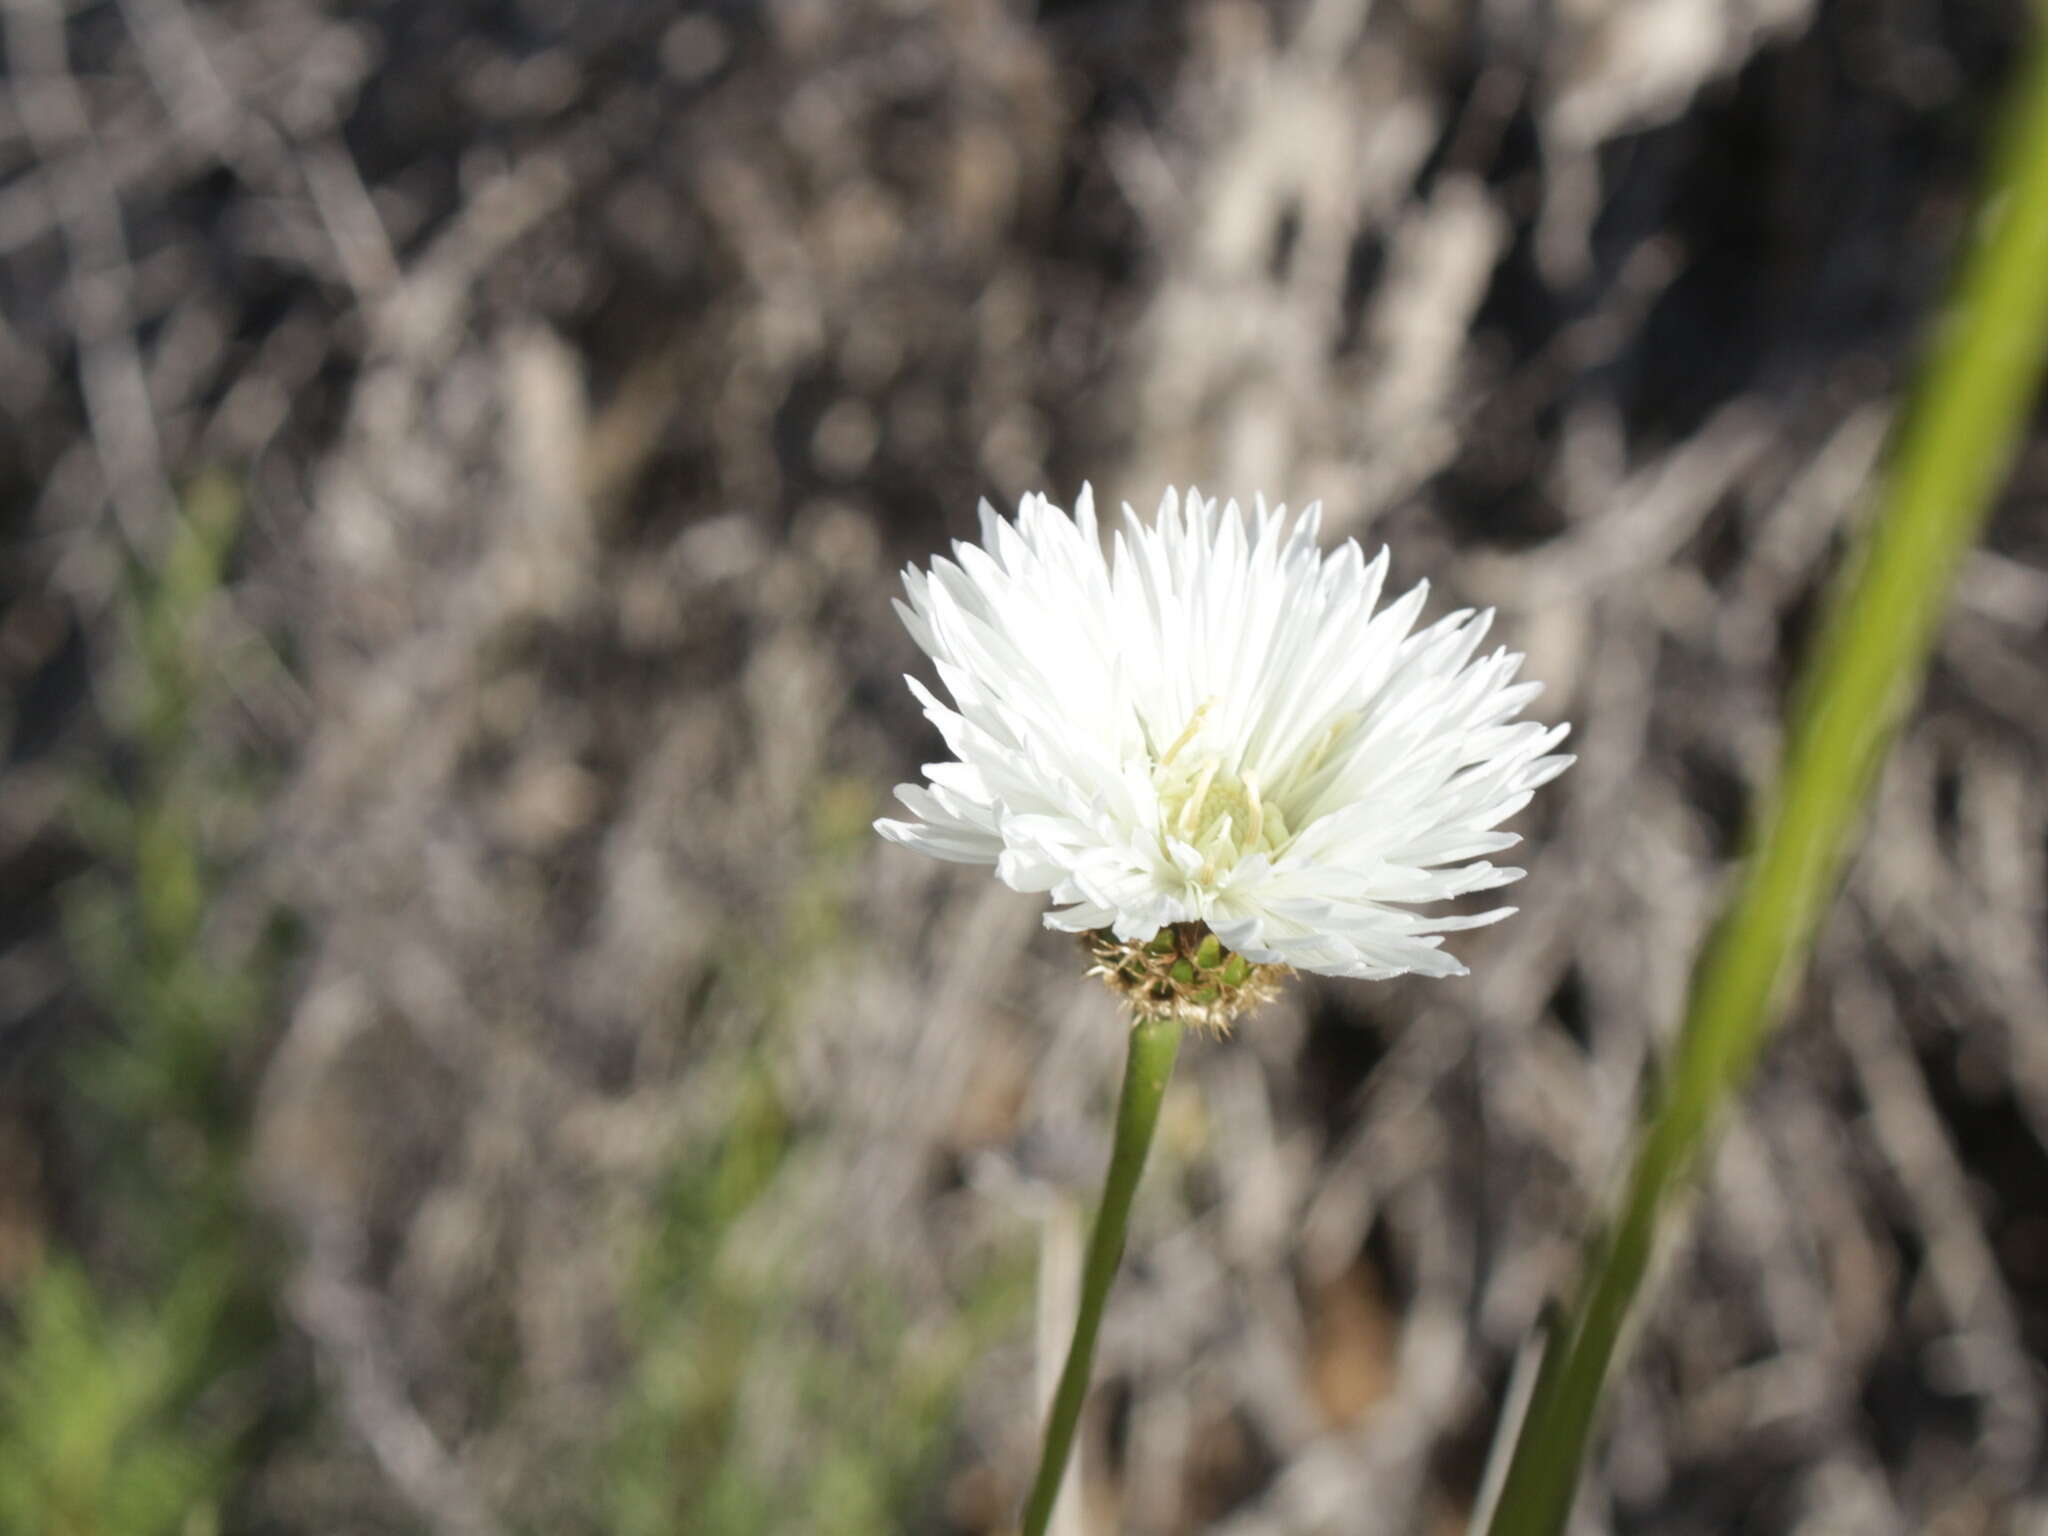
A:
1153;703;1291;887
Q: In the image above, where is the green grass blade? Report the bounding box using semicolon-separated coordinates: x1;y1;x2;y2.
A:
1482;13;2048;1533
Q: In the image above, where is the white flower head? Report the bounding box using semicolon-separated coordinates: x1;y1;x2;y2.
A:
877;487;1572;1001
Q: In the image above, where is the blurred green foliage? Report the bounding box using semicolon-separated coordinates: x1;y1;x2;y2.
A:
607;1092;1028;1536
1;476;276;1536
602;775;1031;1536
0;1263;227;1536
2;474;1024;1534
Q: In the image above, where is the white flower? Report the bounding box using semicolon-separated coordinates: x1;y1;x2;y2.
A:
876;487;1573;982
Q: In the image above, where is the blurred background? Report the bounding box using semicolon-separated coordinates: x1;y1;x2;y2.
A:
3;0;2047;1532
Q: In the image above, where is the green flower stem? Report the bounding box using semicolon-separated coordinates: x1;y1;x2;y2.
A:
1483;14;2048;1536
1020;1012;1182;1536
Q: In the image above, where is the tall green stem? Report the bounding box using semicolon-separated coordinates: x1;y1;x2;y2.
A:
1020;1013;1182;1536
1484;13;2048;1535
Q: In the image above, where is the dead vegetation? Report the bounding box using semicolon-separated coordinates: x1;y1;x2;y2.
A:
4;0;2047;1531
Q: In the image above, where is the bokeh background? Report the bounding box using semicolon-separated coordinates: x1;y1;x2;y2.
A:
5;0;2048;1532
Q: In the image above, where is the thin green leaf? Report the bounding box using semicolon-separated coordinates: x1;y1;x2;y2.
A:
1483;13;2048;1533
